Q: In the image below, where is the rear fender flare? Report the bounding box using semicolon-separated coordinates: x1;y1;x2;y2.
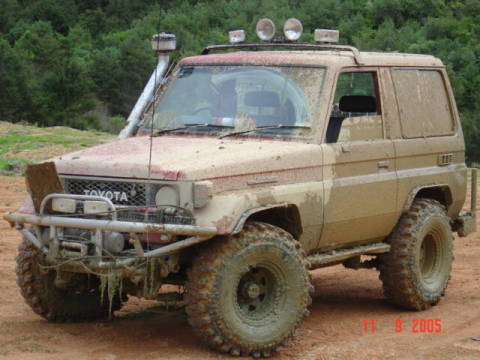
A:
403;184;452;212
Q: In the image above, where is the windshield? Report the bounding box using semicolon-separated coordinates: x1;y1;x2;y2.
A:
140;65;325;139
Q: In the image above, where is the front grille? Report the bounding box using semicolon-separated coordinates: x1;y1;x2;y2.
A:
63;178;148;206
116;209;195;225
60;177;195;225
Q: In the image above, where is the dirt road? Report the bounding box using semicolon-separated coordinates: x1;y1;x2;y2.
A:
1;175;480;360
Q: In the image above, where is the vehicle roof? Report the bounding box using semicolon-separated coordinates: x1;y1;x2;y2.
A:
180;50;443;68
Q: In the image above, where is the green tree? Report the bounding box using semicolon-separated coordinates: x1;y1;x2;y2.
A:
0;0;478;159
0;39;34;123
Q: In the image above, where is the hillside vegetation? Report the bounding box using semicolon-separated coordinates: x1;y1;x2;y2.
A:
0;121;113;176
0;0;479;162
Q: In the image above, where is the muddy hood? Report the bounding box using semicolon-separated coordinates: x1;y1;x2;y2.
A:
54;136;322;181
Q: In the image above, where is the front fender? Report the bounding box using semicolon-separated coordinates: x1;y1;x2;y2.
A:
231;204;291;234
193;181;324;236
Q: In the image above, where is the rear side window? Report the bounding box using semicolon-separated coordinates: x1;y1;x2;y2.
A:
392;69;454;138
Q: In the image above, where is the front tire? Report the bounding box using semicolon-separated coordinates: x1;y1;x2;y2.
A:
16;240;124;322
185;222;312;357
378;198;453;310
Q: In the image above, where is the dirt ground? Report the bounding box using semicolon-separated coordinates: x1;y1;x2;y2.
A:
1;175;480;360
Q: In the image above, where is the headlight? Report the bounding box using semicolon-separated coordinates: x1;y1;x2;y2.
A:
256;18;275;41
283;18;303;41
51;198;76;213
155;186;179;206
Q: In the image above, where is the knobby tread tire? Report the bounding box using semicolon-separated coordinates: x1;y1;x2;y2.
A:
378;198;453;310
16;240;124;322
185;222;312;357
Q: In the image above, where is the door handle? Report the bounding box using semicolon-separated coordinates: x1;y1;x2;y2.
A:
341;144;352;153
377;160;390;169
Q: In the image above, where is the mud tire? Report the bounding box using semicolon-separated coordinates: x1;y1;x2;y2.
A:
185;222;312;357
16;240;124;322
378;198;453;310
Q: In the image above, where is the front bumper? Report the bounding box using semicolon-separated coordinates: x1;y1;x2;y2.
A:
4;211;217;272
4;210;217;268
4;192;218;271
4;212;217;237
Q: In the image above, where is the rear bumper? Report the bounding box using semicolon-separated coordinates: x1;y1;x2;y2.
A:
457;168;477;237
456;214;476;237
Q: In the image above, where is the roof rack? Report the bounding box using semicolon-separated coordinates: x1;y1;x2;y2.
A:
201;43;364;65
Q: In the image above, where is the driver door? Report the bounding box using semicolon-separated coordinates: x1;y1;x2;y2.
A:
319;69;398;249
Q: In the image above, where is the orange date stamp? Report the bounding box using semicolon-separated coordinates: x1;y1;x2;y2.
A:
362;319;442;333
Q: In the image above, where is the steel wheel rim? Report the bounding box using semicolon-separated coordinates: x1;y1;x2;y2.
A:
419;229;443;285
235;264;284;322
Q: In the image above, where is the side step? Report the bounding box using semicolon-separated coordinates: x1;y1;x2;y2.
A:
307;242;390;269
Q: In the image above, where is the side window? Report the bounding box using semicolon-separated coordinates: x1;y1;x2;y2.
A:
326;71;383;143
392;69;454;138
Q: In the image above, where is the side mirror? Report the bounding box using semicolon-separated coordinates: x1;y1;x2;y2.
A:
339;95;376;113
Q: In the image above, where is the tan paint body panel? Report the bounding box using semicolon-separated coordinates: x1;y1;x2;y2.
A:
21;49;467;254
195;182;324;252
321;140;398;249
55;136;322;186
383;67;467;218
54;136;326;252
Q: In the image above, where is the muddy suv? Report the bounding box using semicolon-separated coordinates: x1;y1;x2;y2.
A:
4;19;477;357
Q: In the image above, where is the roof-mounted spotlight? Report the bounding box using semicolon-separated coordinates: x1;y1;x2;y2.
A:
283;18;303;41
314;29;339;43
228;29;245;44
256;18;275;41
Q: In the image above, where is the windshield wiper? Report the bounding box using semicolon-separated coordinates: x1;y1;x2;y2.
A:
219;125;310;139
151;123;232;137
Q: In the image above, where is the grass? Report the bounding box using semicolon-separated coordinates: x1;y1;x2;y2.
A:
0;158;33;176
0;121;115;176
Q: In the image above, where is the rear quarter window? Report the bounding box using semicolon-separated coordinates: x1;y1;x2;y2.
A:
392;69;455;138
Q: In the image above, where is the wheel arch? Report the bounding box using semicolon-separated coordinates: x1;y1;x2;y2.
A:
404;185;452;212
232;204;303;239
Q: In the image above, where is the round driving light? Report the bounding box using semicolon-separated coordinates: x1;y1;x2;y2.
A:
104;231;125;254
283;18;303;41
256;18;275;41
155;186;179;206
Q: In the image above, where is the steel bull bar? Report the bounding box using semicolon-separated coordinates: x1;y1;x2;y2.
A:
4;212;217;236
4;211;217;267
3;193;218;267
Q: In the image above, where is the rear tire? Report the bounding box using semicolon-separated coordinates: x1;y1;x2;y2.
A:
378;198;453;310
16;240;124;322
185;222;312;357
